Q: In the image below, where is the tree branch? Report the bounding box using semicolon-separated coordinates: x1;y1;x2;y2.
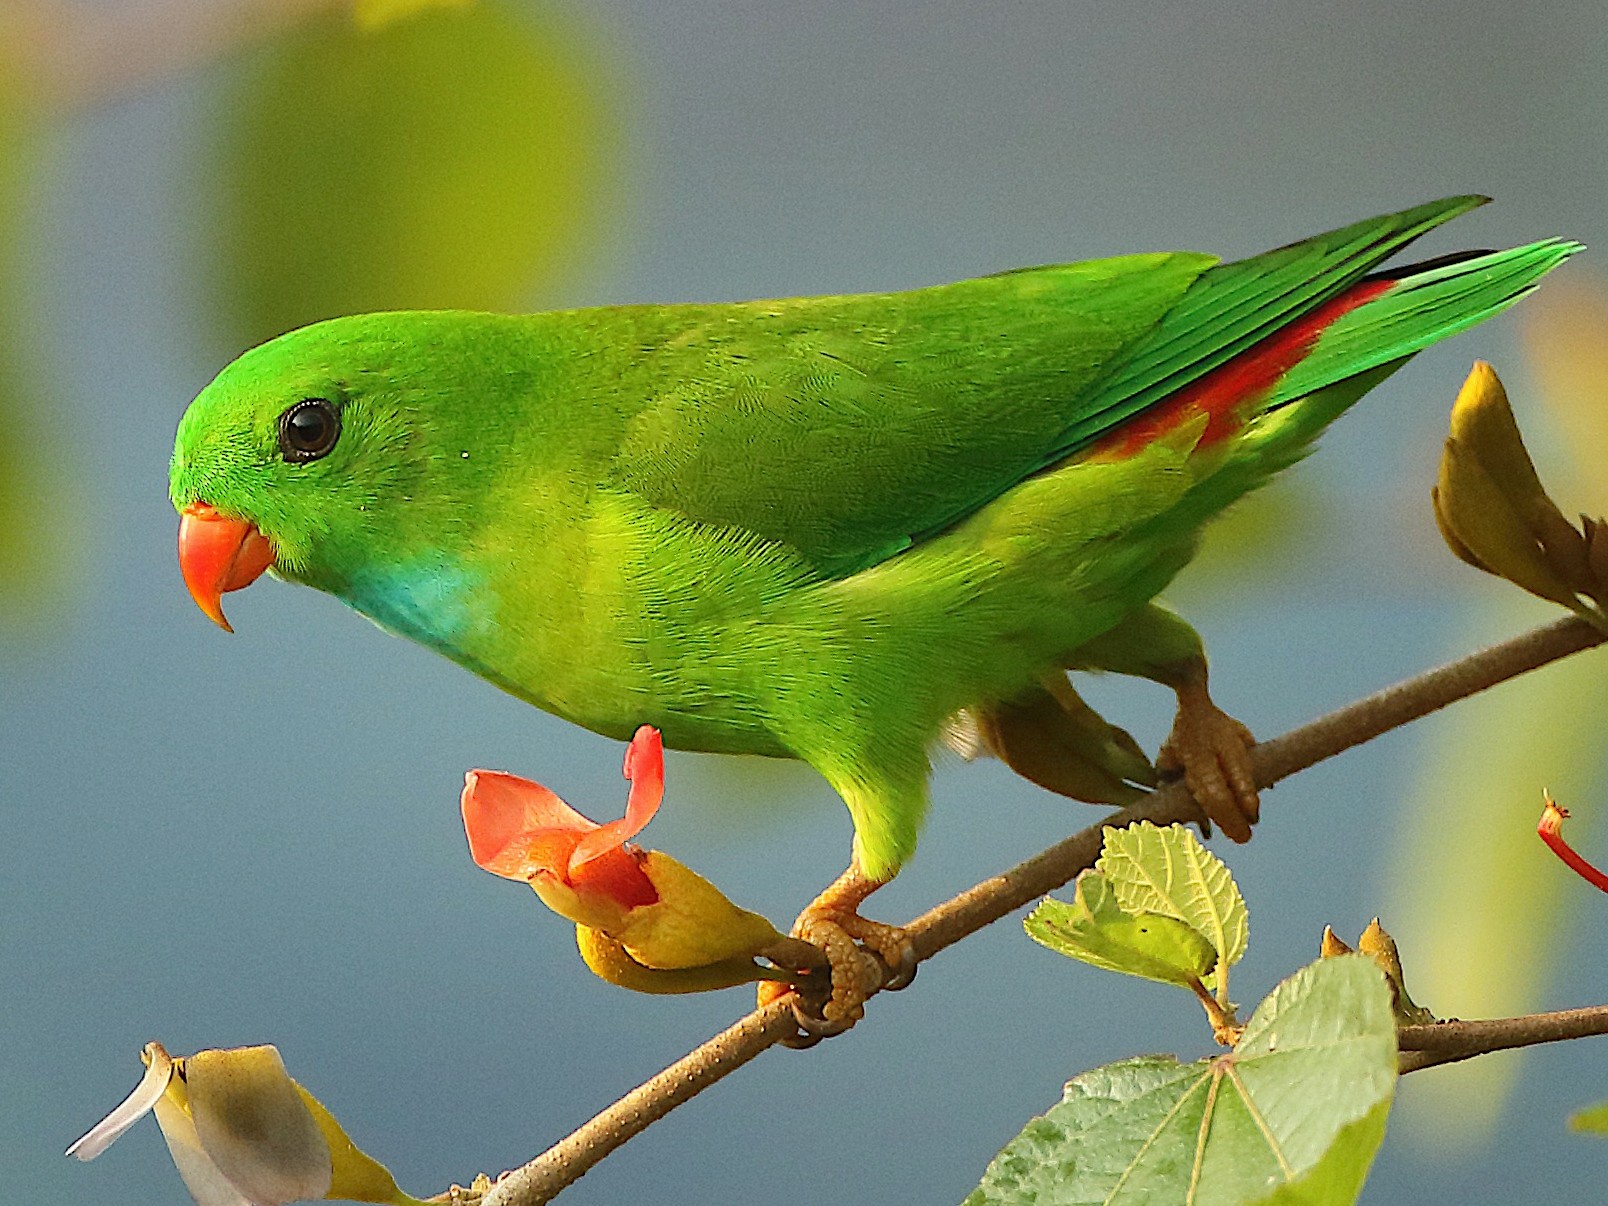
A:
1399;1004;1608;1073
474;614;1605;1206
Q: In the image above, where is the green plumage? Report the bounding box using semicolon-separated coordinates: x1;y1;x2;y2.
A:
170;198;1579;878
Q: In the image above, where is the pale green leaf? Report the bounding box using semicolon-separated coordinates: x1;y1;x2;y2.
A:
1245;1102;1391;1206
1026;872;1217;988
964;956;1396;1206
1569;1099;1608;1135
1099;821;1248;969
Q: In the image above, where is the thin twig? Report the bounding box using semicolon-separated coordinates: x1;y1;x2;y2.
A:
477;615;1605;1206
1398;1003;1608;1073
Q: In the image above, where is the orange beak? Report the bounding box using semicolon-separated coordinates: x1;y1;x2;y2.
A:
177;502;275;632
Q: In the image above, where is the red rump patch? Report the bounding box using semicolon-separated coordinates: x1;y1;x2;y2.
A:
1094;277;1395;458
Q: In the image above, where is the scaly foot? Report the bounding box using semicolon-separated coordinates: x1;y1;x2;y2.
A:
1157;667;1258;843
758;862;916;1040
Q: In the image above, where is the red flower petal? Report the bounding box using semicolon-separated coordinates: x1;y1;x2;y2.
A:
569;847;660;910
461;770;594;882
1538;794;1608;895
570;726;664;875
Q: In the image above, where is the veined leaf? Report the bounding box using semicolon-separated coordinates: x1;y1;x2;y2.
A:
1099;822;1248;970
964;956;1396;1206
1026;872;1217;988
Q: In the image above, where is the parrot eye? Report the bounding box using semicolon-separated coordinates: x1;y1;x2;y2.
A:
278;398;341;463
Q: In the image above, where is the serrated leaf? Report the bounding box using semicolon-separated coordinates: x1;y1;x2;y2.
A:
1569;1099;1608;1135
1026;872;1217;988
965;956;1396;1206
1099;822;1248;969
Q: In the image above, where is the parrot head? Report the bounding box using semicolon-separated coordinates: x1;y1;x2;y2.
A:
169;311;527;631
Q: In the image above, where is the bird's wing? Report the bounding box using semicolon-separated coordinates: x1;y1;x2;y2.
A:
606;197;1483;578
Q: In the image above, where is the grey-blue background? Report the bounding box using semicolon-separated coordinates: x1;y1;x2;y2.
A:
7;1;1608;1202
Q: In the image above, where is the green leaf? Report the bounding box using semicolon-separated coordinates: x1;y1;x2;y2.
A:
1098;821;1248;970
1569;1099;1608;1135
1026;872;1217;988
1244;1102;1391;1206
964;956;1397;1206
204;0;620;351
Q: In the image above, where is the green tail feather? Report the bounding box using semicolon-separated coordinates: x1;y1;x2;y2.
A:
1269;237;1584;406
1174;236;1582;524
1055;195;1492;458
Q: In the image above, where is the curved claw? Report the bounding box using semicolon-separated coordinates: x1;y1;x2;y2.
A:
879;946;918;992
759;861;916;1032
761;936;915;1045
789;998;855;1041
778;1024;825;1051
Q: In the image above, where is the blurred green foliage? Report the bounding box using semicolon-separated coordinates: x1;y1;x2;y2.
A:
1570;1097;1608;1135
0;57;49;624
1387;277;1608;1149
205;0;620;352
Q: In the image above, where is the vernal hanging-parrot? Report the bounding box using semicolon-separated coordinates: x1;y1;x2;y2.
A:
171;196;1578;1023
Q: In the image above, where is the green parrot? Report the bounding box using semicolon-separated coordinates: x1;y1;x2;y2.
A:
171;196;1577;1024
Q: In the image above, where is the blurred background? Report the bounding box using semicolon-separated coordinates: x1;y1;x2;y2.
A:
4;0;1608;1201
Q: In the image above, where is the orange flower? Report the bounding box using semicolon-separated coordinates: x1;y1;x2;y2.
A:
462;726;797;986
463;726;664;932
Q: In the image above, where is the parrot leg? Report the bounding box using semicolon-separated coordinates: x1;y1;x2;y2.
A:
1069;603;1259;841
759;859;916;1036
956;676;1157;804
1154;657;1259;842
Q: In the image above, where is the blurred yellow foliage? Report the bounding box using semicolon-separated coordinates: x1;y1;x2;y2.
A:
204;0;621;352
354;0;476;33
0;51;54;625
1389;276;1608;1151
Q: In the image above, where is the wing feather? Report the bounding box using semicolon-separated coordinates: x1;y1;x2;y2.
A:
607;198;1485;577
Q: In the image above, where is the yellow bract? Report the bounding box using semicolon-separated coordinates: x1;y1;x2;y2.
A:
1432;361;1608;622
533;850;789;990
620;852;787;969
182;1046;333;1203
1321;919;1437;1026
576;926;786;994
68;1042;420;1206
295;1085;412;1205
